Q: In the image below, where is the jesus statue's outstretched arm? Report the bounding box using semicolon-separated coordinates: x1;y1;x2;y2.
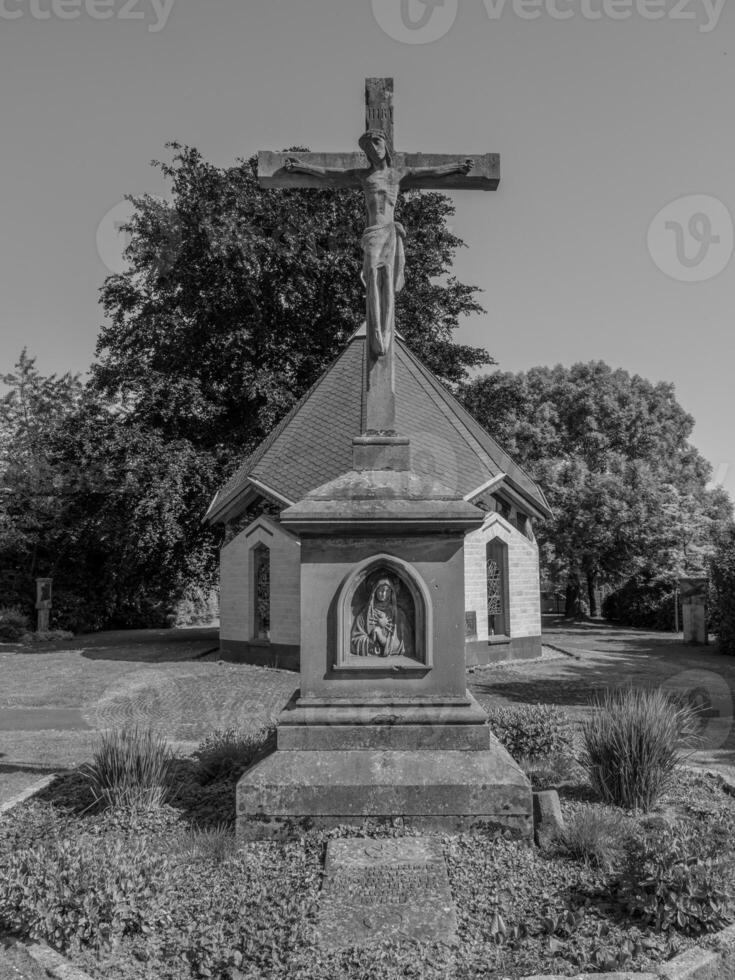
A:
402;158;474;181
284;157;361;181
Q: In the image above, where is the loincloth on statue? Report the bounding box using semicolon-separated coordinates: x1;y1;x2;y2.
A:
360;221;406;293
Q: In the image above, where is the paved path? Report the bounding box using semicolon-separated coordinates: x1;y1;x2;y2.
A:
3;620;735;805
470;617;735;779
0;627;295;805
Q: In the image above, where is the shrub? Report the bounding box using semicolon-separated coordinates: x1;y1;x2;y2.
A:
487;704;572;760
194;725;276;783
603;573;678;631
617;826;733;935
0;836;168;952
50;590;107;635
80;727;172;811
23;629;74;644
581;688;697;811
710;526;735;655
170;586;220;627
558;805;634;870
0;606;30;641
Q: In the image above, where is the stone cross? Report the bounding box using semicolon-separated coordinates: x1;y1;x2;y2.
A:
257;78;499;435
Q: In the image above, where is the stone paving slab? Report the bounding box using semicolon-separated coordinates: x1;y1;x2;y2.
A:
317;837;458;949
0;709;90;732
0;939;51;980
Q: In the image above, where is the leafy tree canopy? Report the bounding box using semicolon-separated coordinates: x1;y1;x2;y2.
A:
94;143;491;461
459;362;733;616
0;351;217;631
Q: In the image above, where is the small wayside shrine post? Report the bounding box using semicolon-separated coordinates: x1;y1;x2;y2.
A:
237;78;531;840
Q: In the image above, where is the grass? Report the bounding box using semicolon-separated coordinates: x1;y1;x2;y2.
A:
0;640;296;781
557;804;634;870
80;727;173;811
171;822;238;864
581;687;698;811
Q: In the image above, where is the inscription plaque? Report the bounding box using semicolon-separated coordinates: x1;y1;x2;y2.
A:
317;837;458;949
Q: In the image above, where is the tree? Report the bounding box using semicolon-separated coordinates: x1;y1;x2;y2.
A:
94;144;491;464
0;352;84;607
0;353;218;631
1;143;492;631
710;525;735;654
459;362;732;618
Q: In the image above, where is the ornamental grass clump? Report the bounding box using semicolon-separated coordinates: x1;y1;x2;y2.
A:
80;727;172;811
558;805;634;871
582;688;697;811
173;822;237;865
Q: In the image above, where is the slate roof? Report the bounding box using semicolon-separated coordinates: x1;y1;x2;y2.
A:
205;332;550;523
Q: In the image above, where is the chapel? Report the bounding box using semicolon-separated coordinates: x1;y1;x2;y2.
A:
205;325;551;670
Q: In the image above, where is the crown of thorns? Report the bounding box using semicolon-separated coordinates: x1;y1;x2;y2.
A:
359;129;394;159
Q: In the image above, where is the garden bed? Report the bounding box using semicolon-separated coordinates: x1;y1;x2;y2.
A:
2;759;735;980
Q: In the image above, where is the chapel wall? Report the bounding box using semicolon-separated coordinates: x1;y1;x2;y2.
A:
463;511;542;665
220;529;251;642
219;517;301;663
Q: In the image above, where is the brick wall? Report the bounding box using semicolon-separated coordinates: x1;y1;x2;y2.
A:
219;516;301;645
464;514;541;641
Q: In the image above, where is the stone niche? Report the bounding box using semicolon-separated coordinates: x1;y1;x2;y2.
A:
338;556;430;671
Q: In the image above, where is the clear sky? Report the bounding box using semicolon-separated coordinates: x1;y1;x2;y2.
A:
1;0;733;497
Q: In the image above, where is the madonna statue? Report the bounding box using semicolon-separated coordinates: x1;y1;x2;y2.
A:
350;574;414;659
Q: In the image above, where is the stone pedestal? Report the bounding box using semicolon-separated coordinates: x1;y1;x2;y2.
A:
236;455;533;840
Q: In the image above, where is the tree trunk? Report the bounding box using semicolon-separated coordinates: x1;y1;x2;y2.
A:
587;572;598;618
565;575;581;618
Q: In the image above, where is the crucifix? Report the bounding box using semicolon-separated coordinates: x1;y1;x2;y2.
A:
258;78;500;435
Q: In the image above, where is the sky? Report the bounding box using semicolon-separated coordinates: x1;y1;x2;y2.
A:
1;0;733;498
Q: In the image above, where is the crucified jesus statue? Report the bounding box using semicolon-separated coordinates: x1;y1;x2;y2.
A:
285;131;473;358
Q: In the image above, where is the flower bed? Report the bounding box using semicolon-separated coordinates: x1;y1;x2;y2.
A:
2;753;735;979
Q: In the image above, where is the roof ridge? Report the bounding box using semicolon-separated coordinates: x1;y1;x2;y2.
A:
397;341;502;471
211;338;361;516
396;339;549;512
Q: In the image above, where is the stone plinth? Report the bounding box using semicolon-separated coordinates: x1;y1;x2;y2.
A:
276;690;492;751
237;742;532;840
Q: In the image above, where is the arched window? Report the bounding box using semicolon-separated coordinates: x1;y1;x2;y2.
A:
486;539;509;638
252;543;271;641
